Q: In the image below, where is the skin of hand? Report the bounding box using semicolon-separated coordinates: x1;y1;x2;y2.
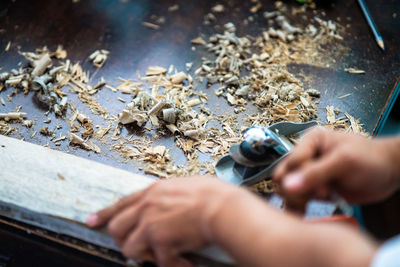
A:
86;176;236;267
87;176;377;267
273;127;400;211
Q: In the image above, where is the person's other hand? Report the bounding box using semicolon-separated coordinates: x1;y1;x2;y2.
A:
273;128;400;211
86;176;236;267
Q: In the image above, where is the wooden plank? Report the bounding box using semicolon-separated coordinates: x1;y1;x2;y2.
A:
0;135;154;223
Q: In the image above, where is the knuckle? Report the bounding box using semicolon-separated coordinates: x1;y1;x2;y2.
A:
145;220;169;246
116;198;128;209
337;148;356;164
151;231;169;247
147;182;165;195
121;245;135;259
107;220;120;237
142;195;159;208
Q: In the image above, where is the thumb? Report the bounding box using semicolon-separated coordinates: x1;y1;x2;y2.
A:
282;152;341;196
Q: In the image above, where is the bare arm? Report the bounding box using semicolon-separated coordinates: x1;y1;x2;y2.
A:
210;185;377;267
87;177;377;267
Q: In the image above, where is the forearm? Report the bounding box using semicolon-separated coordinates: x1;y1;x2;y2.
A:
208;189;377;267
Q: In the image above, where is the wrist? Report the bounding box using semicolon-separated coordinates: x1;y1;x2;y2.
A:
200;182;239;243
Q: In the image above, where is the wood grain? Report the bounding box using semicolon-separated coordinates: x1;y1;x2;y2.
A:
0;135;154;223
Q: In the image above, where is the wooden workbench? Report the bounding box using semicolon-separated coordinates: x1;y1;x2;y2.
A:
0;0;400;265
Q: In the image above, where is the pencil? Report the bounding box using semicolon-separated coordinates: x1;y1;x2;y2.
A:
357;0;385;50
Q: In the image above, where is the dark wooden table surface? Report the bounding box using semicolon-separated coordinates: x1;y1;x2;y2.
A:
0;0;400;264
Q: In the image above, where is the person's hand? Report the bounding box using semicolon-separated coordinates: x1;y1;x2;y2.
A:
86;176;237;267
273;128;400;211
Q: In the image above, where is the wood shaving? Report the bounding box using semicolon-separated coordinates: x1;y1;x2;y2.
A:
53;136;66;143
338;93;351;99
89;50;109;68
22;120;34;128
170;72;187;84
345;67;365;74
212;4;225;13
142;22;160;30
116;78;141;94
0;121;14;135
32;53;52;77
5;41;11;52
326;105;336;124
168;4;179;12
345;112;364;135
69;132;89;149
55;45;67;59
191;37;206;45
0;112;26;121
39;127;54;136
146;66;167;76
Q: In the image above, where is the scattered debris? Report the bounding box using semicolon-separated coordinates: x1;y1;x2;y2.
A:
5;41;11;52
69;132;90;150
338;93;351;99
53;135;67;143
142;21;160;30
326;105;336;124
55;45;67;59
22;120;34;128
191;37;206;45
306;88;321;97
211;4;225;13
39;127;54;136
0;121;13;135
57;173;65;180
0;112;26;121
168;4;179;12
0;47;68;116
345;67;365;74
89;50;109;68
146;66;166;76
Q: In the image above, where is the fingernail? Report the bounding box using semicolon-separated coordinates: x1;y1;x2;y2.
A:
283;172;304;191
86;213;98;227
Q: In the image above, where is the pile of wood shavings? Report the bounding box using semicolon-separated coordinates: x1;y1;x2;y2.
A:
195;11;344;127
0;46;68;115
111;138;214;178
0;46;111;151
112;65;242;177
0;121;14;135
0;111;30;136
325;105;366;135
0;46;109;119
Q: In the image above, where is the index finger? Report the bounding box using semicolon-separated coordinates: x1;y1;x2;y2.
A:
86;187;149;227
273;128;325;183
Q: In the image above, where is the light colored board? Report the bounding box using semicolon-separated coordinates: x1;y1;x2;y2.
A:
0;134;154;223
